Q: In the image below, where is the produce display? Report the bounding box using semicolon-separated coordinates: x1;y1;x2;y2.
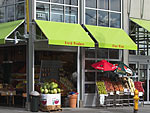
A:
134;81;144;92
128;78;135;93
116;82;124;92
96;81;107;94
40;82;61;94
104;80;114;92
60;77;75;91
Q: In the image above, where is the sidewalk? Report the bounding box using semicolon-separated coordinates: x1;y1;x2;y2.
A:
0;105;150;113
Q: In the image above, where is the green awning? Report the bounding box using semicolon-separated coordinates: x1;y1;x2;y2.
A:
85;25;137;50
35;20;95;47
0;20;24;44
130;17;150;32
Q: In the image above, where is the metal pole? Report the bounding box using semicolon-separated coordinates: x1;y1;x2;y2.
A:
77;46;80;108
147;64;149;101
26;0;35;110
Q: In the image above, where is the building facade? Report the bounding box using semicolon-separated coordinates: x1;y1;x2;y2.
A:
1;0;148;108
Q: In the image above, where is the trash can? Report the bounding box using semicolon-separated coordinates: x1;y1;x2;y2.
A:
69;94;78;108
30;91;40;112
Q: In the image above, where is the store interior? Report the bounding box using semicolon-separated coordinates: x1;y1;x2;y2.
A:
0;45;77;107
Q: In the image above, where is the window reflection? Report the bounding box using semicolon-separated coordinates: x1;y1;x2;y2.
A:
65;7;78;23
85;9;97;25
36;3;50;21
7;5;15;21
0;0;6;6
51;0;64;4
98;0;108;10
16;3;25;20
110;12;121;28
6;0;15;5
85;72;95;81
51;5;64;22
65;0;78;6
110;0;121;12
86;0;96;8
98;10;108;27
36;0;49;2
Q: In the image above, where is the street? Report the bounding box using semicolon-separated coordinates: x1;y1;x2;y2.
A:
0;105;150;113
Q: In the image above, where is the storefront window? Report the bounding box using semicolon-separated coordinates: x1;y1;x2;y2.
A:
85;60;95;70
110;12;121;28
109;0;121;12
7;5;15;21
85;49;96;58
85;9;96;25
65;0;78;6
36;3;50;21
109;49;119;59
97;48;108;58
85;84;95;93
16;3;25;20
85;72;95;82
0;7;5;23
51;5;64;22
98;0;108;10
65;7;78;23
98;10;108;27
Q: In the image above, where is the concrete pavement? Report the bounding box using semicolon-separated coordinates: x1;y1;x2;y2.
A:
0;105;150;113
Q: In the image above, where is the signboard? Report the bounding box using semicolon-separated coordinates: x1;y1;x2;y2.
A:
41;94;61;106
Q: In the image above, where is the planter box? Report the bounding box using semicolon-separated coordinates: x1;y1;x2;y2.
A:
40;94;61;106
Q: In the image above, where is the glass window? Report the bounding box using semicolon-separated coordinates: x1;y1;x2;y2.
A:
98;10;108;27
86;0;96;8
110;12;121;28
97;48;108;58
0;7;5;23
51;0;64;4
6;0;15;5
51;5;64;22
36;3;50;21
109;49;119;59
7;5;15;21
65;0;78;6
85;9;97;25
109;0;121;12
16;0;24;2
36;0;49;2
65;7;78;23
85;72;95;82
85;48;96;58
85;84;95;93
98;0;108;10
16;3;25;20
85;60;95;70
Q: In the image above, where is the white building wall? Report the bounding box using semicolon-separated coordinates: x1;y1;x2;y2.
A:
129;0;150;20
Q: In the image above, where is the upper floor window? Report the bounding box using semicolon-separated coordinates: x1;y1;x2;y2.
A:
36;0;79;24
0;0;25;23
85;0;121;28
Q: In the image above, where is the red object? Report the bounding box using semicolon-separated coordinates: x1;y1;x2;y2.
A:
91;60;116;71
134;81;144;93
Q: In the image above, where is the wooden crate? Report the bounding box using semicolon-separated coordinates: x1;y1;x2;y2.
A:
40;105;62;112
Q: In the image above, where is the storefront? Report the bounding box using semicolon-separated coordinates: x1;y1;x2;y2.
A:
129;18;150;104
0;0;140;108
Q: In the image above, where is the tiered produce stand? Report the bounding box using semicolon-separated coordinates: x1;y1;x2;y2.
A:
96;76;144;107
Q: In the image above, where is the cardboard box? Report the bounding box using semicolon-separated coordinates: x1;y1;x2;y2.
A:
40;94;61;106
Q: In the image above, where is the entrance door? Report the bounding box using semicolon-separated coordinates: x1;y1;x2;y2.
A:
139;63;150;103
